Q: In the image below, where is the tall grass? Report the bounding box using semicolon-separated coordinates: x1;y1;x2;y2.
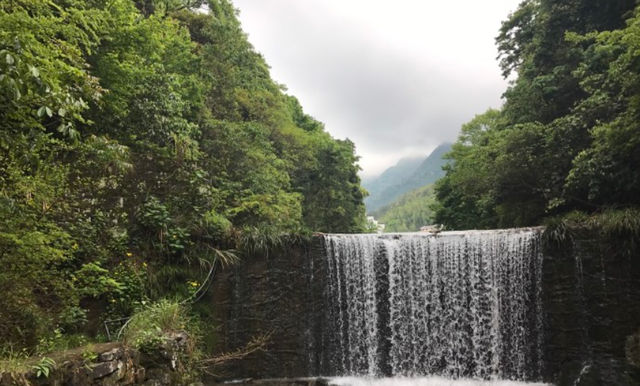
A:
121;300;193;349
543;208;640;256
0;346;30;373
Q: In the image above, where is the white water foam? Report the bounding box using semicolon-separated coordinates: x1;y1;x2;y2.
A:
322;229;544;381
330;376;550;386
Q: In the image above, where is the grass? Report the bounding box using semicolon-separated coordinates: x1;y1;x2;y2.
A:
234;227;312;258
121;300;193;348
0;342;121;375
543;208;640;256
0;346;31;374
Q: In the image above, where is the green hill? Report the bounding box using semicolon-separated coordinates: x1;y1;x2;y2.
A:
361;157;423;203
371;185;436;232
364;143;451;213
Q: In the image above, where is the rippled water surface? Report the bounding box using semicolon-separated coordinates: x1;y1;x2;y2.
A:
329;377;550;386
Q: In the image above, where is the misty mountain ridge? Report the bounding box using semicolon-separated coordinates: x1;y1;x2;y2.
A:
364;143;452;213
361;156;423;195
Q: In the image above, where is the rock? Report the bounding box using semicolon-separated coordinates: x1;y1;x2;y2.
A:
90;360;120;379
71;367;92;386
3;339;190;386
145;369;171;386
99;348;124;362
167;331;189;348
135;368;146;384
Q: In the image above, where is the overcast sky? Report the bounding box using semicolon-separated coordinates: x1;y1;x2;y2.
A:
233;0;521;178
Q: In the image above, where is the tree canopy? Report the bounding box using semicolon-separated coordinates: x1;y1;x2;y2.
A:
0;0;367;347
434;0;640;230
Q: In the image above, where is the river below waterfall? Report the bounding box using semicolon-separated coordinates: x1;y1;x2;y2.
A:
330;377;550;386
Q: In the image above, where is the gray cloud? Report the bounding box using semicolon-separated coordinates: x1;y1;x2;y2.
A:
233;0;518;177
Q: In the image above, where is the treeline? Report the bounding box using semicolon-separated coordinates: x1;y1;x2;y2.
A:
0;0;366;347
434;0;640;230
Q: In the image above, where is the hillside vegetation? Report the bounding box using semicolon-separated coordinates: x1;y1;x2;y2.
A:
434;0;640;230
362;157;423;206
0;0;367;349
371;185;436;233
365;143;450;213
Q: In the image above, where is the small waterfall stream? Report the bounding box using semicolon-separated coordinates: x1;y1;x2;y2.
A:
320;229;544;382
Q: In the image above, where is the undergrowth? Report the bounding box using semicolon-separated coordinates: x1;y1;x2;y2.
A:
121;300;203;384
121;300;197;349
543;208;640;256
0;346;31;374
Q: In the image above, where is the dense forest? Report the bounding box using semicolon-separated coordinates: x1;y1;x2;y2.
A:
0;0;367;352
434;0;640;230
4;0;640;375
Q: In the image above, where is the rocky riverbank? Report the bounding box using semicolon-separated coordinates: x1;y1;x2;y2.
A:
0;340;189;386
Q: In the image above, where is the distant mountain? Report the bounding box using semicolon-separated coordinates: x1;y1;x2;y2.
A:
362;156;423;199
371;184;436;232
364;143;451;213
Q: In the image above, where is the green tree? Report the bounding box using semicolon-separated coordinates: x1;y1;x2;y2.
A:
0;0;368;349
435;1;640;230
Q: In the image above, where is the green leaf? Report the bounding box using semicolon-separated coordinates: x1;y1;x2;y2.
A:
18;78;28;96
58;108;66;117
45;106;53;117
29;66;40;78
5;53;14;65
37;106;47;117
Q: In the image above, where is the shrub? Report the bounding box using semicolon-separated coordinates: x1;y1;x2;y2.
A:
121;300;194;350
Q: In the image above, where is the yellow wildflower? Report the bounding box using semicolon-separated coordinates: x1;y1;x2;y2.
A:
126;252;132;257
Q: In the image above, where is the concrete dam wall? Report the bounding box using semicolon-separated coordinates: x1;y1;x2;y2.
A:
208;228;640;385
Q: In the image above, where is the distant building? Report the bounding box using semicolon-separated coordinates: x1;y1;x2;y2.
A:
366;216;385;234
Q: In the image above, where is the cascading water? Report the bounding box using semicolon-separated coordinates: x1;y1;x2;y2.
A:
320;228;544;382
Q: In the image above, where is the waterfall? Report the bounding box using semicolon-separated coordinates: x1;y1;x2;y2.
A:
320;229;544;381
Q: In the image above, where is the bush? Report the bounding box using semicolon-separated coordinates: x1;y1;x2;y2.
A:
121;300;195;350
122;300;202;384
